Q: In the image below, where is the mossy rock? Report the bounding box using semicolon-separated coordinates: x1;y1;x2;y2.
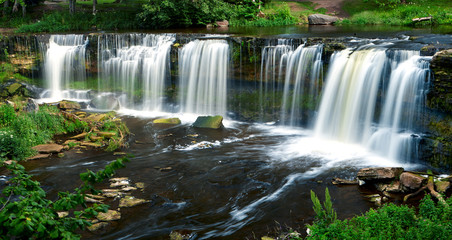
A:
7;83;22;95
193;115;224;129
58;100;81;110
153;118;181;125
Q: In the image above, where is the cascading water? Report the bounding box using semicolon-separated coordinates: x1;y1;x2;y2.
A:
259;40;323;126
179;39;229;116
42;35;88;101
314;45;430;162
280;44;323;126
98;34;175;111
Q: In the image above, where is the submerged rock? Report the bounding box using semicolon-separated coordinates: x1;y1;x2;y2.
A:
308;14;338;25
26;153;50;160
193;115;224;129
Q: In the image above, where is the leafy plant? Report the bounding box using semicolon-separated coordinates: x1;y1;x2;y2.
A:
0;157;130;239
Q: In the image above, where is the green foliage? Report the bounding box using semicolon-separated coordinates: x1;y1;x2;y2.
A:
0;105;86;160
364;0;401;9
0;157;130;239
231;2;297;27
16;11;139;33
306;191;452;239
342;0;452;26
138;0;235;28
310;188;337;227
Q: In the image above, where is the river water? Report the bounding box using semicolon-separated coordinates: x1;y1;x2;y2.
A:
4;25;452;239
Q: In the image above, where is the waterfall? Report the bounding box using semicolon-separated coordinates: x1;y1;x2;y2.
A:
98;34;175;111
43;35;88;101
259;40;323;126
179;39;229;116
314;45;430;162
280;44;323;126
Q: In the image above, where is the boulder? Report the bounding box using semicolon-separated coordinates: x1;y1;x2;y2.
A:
400;172;426;190
193;115;224;129
23;98;39;112
357;167;404;181
308;14;339;25
57;100;80;110
216;20;229;27
97;210;121;221
375;181;402;193
32;144;64;154
153;118;181;125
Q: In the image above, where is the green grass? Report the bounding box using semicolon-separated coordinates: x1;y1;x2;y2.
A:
341;0;452;25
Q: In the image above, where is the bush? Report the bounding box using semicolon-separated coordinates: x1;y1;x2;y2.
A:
307;191;452;239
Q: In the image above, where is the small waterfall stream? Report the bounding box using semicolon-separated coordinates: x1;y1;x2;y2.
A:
178;39;229;116
42;35;88;101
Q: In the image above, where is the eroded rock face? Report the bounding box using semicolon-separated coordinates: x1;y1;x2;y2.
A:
400;172;426;190
357;167;404;181
308;14;339;25
428;49;452;113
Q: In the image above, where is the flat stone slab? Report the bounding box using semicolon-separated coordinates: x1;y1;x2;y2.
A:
193;115;224;129
119;196;148;208
153;118;181;125
357;167;404;181
27;153;51;160
32;144;64;154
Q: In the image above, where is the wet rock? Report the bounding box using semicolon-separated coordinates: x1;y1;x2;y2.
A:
102;189;124;198
86;194;106;200
110;180;129;188
193;115;224;129
57;211;69;218
23;98;39;112
435;181;450;193
308;14;339;25
87;222;110;232
121;186;137;192
26;153;50;160
153;118;181;125
85;196;102;203
0;80;35;98
119;196;148;208
32;144;64;154
113;152;127;156
110;177;129;182
169;230;196;240
357;167;404;181
58;100;81;110
97;210;121;221
332;178;358;185
428;49;452;113
400;172;426;190
57;153;64;158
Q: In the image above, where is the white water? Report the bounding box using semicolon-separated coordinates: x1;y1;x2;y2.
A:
281;44;323;126
179;39;229;116
259;40;323;126
43;35;88;101
98;34;175;111
314;45;430;162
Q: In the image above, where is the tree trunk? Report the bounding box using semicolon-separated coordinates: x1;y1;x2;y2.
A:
3;0;10;16
93;0;97;15
69;0;76;14
12;0;19;13
21;3;25;17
